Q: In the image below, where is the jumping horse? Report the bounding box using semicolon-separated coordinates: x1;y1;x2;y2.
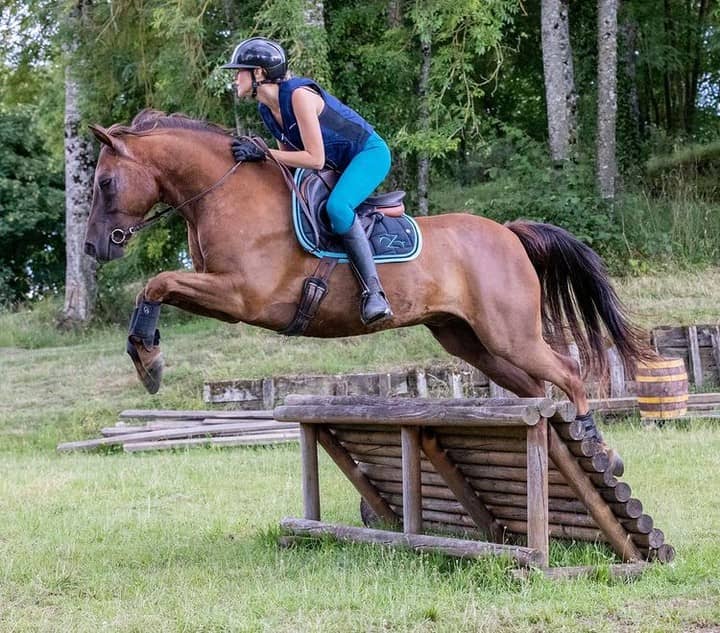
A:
84;110;651;474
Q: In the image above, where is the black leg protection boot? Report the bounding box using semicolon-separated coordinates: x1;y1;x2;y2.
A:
576;411;624;477
126;299;164;394
341;217;393;325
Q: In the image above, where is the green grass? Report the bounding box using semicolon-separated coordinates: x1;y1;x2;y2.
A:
3;274;720;631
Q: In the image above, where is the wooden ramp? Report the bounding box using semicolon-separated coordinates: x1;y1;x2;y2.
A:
274;395;674;575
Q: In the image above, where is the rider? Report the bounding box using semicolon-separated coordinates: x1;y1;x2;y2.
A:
221;37;393;326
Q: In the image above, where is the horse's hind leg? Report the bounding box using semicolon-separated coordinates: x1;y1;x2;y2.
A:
426;320;546;397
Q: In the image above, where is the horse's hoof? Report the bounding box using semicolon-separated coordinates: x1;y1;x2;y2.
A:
126;338;164;394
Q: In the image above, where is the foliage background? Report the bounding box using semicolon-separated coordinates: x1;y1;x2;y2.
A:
2;0;720;310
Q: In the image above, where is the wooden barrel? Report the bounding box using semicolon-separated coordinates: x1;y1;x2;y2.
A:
635;358;688;420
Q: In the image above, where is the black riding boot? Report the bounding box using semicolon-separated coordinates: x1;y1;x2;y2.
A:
341;217;393;325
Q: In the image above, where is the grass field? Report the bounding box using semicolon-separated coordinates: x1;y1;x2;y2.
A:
2;269;720;631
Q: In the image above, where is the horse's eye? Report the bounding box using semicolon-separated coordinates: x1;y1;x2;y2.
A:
99;177;113;189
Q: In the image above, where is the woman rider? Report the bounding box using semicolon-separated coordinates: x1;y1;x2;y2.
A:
221;37;393;325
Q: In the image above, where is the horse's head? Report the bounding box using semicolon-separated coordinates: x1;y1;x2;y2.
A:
84;124;161;262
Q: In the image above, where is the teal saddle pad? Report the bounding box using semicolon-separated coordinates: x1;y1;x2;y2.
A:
291;168;422;263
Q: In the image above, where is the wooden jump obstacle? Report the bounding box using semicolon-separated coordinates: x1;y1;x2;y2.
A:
274;395;675;577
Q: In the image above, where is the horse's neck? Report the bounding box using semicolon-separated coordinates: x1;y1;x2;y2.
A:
142;131;290;230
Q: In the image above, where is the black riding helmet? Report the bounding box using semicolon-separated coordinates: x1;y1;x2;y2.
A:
221;37;287;81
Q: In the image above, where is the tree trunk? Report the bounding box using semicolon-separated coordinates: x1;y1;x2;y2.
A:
686;0;710;132
662;0;674;130
61;1;96;325
597;0;618;200
620;19;640;137
388;0;401;28
416;37;431;216
300;0;332;87
541;0;577;163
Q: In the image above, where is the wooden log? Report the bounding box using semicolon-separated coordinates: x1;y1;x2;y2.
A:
420;431;503;542
280;518;543;566
551;401;577;422
122;432;298;452
300;424;320;521
547;426;642;561
630;529;664;549
687;325;703;387
401;427;422;534
502;519;605;543
511;562;649;581
552;420;585;441
432;436;528;452
274;403;538;427
103;419;297;436
486;505;599;529
119;409;274;421
526;417;549;566
329;429;400;445
608;498;643;519
345;453;434;472
57;421;285;452
282;394;554;413
621;514;654;534
601;482;632;503
316;427;398;526
643;544;675;563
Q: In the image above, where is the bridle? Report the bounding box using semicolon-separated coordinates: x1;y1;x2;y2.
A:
108;159;243;247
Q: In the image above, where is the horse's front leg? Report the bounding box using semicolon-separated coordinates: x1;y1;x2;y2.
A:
127;271;245;393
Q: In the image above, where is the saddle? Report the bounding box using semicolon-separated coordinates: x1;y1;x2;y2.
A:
292;168;422;263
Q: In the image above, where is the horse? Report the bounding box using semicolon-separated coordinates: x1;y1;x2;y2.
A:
84;110;651;473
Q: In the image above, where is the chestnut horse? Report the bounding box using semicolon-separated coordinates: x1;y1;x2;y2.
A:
84;111;649;469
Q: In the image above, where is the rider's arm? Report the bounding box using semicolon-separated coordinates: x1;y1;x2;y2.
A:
268;88;325;169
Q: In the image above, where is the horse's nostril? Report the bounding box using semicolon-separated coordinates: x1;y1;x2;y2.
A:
84;242;96;257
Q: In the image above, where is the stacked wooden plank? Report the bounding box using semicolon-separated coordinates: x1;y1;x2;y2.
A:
276;395;675;574
56;409;298;453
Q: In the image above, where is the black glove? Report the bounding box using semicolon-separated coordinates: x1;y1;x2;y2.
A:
231;137;266;163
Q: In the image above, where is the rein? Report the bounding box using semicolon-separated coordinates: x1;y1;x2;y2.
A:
109;159;243;247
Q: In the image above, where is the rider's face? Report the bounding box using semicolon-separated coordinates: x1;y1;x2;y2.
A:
234;70;253;98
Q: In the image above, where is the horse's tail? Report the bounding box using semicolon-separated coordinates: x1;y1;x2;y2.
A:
506;220;653;378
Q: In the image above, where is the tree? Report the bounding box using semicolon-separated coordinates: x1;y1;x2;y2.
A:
60;0;96;325
597;0;618;199
0;108;65;305
541;0;577;162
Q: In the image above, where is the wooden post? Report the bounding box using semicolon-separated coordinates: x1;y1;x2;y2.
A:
379;373;392;397
489;381;513;398
415;369;428;397
450;372;463;398
300;424;320;520
687;325;703;387
526;417;549;567
711;327;720;385
607;346;626;398
401;427;422;534
262;377;276;410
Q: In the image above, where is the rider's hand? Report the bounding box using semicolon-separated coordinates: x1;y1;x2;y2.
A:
231;137;266;163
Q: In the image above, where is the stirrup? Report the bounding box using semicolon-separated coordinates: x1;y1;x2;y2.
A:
361;291;393;325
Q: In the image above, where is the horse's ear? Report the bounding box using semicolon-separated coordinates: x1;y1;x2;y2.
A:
89;124;128;156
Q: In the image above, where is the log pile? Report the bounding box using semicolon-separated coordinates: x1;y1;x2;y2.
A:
56;409;299;453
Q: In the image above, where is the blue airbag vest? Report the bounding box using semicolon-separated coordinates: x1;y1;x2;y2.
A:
258;77;374;171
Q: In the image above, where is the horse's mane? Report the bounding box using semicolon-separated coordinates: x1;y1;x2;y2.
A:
107;109;231;138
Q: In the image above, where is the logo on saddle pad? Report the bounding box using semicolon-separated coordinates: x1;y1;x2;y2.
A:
292;169;422;263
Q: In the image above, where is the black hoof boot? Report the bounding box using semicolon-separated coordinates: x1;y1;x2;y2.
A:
127;300;164;394
576;411;624;477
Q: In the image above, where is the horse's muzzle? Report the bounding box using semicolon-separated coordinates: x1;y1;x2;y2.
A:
84;238;124;262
